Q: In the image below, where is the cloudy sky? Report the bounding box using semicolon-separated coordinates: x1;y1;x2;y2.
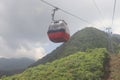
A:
0;0;120;60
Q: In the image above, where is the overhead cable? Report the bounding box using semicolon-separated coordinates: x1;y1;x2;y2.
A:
40;0;93;25
92;0;104;19
111;0;117;27
92;0;105;27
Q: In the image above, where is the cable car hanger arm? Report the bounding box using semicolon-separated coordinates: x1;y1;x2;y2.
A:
52;8;59;21
40;0;92;25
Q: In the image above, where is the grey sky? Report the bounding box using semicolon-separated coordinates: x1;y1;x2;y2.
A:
0;0;120;60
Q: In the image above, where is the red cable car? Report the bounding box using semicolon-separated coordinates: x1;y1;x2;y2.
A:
47;8;70;43
47;20;70;43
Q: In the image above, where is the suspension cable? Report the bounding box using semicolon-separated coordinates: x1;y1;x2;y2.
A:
40;0;95;25
111;0;117;27
92;0;105;27
92;0;104;20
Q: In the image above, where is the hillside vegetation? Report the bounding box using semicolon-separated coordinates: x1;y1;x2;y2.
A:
31;27;120;66
1;48;108;80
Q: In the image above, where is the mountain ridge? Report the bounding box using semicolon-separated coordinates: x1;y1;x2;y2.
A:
31;27;120;67
0;57;35;77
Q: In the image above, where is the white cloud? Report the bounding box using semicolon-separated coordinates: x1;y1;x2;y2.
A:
0;36;15;57
16;46;46;60
0;36;46;60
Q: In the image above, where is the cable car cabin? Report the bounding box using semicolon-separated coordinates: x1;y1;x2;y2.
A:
47;20;70;43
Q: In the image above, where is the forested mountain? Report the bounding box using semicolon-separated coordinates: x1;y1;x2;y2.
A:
0;58;35;77
31;27;120;66
113;34;120;40
0;58;35;71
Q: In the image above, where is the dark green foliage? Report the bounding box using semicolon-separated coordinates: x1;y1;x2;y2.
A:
31;27;120;66
2;48;108;80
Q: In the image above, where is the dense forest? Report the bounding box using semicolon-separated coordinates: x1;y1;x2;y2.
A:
1;48;108;80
